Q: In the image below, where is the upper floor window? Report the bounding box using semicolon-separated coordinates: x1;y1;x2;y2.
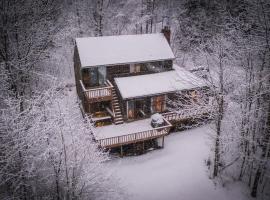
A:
130;64;141;73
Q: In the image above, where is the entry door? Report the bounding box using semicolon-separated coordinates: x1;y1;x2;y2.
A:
89;68;99;86
127;100;135;119
151;95;166;113
135;100;145;118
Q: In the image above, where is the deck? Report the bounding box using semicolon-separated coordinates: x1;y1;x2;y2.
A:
92;106;213;149
93;118;172;148
80;80;113;103
162;106;214;122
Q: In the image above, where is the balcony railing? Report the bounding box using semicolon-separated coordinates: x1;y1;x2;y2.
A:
97;118;172;148
162;106;215;121
80;80;113;102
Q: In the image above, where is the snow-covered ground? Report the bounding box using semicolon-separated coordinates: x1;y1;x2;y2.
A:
107;125;251;200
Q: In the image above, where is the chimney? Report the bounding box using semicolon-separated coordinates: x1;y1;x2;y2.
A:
161;26;171;45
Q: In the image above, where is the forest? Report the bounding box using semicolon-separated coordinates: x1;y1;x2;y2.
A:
0;0;269;199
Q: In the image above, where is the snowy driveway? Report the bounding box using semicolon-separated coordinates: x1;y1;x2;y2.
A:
107;125;250;200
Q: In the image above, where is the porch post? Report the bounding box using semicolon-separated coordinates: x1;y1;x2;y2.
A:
162;136;165;148
120;145;123;157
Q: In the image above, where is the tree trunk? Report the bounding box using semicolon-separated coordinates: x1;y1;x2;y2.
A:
251;99;270;197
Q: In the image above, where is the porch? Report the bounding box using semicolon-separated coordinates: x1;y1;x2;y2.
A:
93;117;172;148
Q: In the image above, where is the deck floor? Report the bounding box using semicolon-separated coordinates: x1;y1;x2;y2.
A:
93;118;153;140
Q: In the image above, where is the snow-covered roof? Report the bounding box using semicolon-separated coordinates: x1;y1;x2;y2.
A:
114;64;207;99
75;33;175;67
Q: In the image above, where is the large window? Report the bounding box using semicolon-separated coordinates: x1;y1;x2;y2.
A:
98;66;106;85
151;95;166;113
89;68;99;86
85;67;106;87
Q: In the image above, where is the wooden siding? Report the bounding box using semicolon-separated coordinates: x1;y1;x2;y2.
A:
73;45;83;100
107;65;130;81
107;60;173;81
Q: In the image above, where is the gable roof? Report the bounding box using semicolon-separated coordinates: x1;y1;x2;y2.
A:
75;33;175;68
114;65;207;99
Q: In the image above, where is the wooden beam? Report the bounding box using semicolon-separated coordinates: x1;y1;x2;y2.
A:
120;145;123;157
162;136;165;148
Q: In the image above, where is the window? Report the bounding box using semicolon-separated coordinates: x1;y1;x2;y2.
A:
151;95;166;113
86;67;107;87
130;64;141;73
190;90;198;103
89;68;98;86
98;66;106;85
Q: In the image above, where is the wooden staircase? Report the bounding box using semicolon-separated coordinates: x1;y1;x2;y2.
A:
112;88;124;125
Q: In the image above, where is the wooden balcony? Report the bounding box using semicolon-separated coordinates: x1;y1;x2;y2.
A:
95;118;172;148
80;80;113;103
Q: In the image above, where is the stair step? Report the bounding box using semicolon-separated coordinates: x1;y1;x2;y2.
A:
111;90;124;124
115;117;123;121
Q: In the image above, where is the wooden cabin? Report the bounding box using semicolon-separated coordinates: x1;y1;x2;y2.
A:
74;27;211;154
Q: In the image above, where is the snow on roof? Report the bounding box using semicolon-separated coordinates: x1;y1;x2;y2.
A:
75;33;175;67
114;64;207;99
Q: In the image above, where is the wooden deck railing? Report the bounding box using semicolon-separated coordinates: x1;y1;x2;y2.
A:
162;106;214;121
98;118;172;148
80;80;113;102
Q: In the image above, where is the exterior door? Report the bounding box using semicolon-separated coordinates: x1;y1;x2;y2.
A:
151;95;166;113
127;100;135;119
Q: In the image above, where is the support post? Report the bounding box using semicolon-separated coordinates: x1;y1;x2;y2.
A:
133;143;136;155
162;136;165;148
120;145;123;157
